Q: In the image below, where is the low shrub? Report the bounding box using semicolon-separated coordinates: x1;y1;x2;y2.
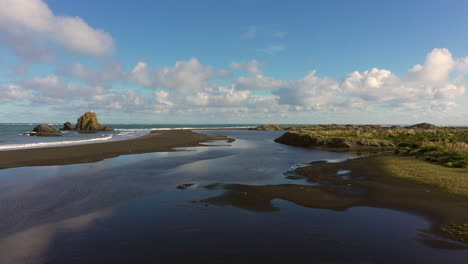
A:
398;142;421;149
418;146;444;153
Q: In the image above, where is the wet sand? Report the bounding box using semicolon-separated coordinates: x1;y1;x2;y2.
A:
0;130;233;170
203;154;468;245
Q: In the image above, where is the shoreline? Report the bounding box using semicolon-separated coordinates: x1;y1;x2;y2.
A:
0;127;250;151
0;130;233;170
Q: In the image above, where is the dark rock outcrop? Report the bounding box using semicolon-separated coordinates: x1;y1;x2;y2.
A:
407;123;438;129
26;125;62;137
33;125;60;133
61;121;73;131
75;112;114;131
75;112;102;130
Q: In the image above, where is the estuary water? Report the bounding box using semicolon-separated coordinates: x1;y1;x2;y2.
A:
0;130;466;264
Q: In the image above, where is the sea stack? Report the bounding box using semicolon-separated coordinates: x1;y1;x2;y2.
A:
25;124;62;137
75;112;114;131
33;125;60;133
61;121;73;131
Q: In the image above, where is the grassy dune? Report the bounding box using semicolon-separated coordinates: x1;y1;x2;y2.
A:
375;155;468;197
274;124;468;168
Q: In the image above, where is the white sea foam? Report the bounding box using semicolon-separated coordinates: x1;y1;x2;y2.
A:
0;135;114;151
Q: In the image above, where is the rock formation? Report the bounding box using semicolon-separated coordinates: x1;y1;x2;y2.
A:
61;121;73;131
33;125;60;133
75;112;114;131
407;123;438;129
26;125;62;137
75;112;101;130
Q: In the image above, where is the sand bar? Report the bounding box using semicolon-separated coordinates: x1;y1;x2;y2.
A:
0;130;232;170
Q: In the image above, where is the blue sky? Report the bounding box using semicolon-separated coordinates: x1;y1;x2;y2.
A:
0;0;467;124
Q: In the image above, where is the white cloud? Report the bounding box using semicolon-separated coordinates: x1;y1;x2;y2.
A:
0;84;30;102
92;90;150;110
231;60;263;75
22;75;106;103
155;58;227;92
90;90;173;114
342;48;465;107
407;48;454;83
154;91;174;106
129;62;154;87
430;101;458;111
247;95;289;113
275;70;341;110
59;62;125;86
261;44;285;55
231;60;288;90
2;48;466;121
0;0;114;58
235;75;287;90
2;32;55;65
185;86;251;107
456;56;468;73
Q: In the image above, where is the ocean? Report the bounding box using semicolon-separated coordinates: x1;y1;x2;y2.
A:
0;123;257;150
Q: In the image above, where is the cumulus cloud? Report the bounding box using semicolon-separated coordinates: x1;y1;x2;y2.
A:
2;48;466;120
407;48;455;83
58;62;125;86
0;84;30;102
154;91;174;107
247;95;289;113
90;90;173;114
185;86;251;107
456;56;468;73
430;101;458;112
274;70;341;110
1;32;55;64
155;58;227;92
22;75;106;104
231;60;288;90
0;0;114;59
341;48;465;107
93;90;149;110
129;62;154;87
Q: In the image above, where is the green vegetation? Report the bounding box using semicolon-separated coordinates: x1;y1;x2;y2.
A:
441;223;468;242
376;155;468;197
395;141;468;168
275;124;468;168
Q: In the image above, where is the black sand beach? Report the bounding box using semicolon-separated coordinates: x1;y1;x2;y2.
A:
0;130;233;170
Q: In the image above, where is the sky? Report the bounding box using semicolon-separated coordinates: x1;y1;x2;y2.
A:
0;0;468;125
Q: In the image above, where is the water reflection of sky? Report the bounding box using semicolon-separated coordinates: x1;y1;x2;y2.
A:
0;130;466;263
